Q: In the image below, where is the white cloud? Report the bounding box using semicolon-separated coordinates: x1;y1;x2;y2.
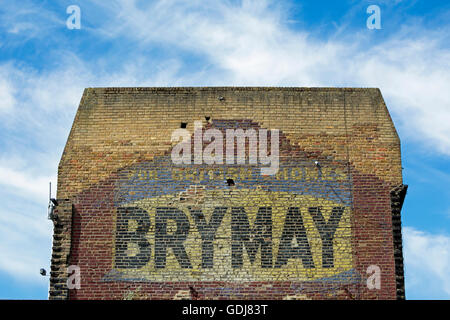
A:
0;202;53;284
0;78;16;112
0;61;85;283
7;22;35;35
0;166;55;202
0;55;186;284
404;227;450;299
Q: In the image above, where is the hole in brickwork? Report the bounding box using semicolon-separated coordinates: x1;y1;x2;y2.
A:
226;178;235;186
180;122;187;128
205;116;210;121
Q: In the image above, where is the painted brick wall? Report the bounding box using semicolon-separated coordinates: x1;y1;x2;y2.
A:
49;87;406;300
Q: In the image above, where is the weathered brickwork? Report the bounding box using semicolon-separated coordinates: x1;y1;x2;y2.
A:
50;87;406;300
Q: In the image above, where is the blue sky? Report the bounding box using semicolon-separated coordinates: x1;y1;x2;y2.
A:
0;0;449;299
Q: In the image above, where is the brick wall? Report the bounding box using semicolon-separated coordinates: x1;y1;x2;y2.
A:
49;87;406;300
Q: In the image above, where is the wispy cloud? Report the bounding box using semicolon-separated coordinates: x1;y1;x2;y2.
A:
0;166;54;202
404;227;450;299
0;0;64;40
0;78;16;112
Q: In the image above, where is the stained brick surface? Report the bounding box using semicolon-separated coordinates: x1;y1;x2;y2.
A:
50;87;405;300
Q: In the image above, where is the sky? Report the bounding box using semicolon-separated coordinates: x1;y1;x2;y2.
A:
0;0;449;300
